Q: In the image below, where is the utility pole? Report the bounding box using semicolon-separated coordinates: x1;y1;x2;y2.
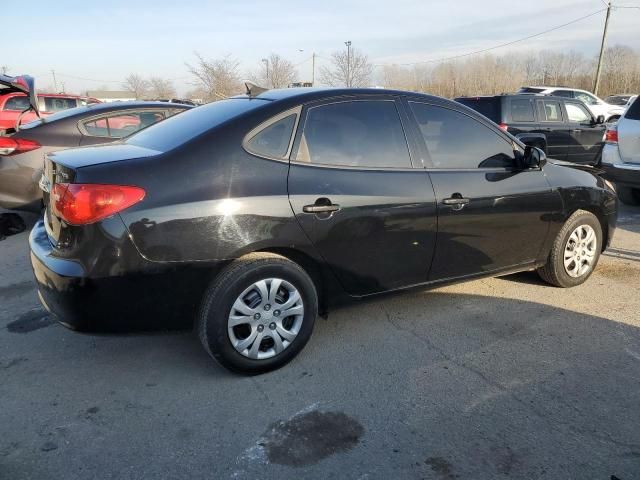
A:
262;58;269;87
311;52;316;86
51;69;58;92
345;41;352;87
593;1;612;95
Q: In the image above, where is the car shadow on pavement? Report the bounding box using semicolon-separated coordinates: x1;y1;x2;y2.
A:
2;288;640;479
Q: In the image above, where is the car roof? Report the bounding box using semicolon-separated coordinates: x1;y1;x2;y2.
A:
233;87;444;103
455;94;574;102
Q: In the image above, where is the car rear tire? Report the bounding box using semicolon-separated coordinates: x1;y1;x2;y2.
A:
198;253;318;374
537;210;602;288
617;186;640;206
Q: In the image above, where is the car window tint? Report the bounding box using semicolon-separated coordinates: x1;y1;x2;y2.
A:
246;114;296;159
127;99;267;152
43;97;79;112
625;97;640;121
510;99;535;122
553;90;574;98
540;100;562;122
297;101;411;168
454;97;500;123
575;92;598;105
565;103;591;123
3;96;30;111
83;111;165;138
409;102;515;169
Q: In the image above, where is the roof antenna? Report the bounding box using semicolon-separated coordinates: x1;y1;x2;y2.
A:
244;81;269;97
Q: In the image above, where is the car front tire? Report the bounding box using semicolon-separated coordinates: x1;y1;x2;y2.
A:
198;253;318;374
537;210;602;288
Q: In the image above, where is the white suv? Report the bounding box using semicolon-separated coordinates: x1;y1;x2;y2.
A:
601;96;640;206
518;86;625;122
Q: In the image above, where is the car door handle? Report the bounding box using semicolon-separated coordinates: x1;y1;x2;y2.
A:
442;194;470;210
303;198;341;214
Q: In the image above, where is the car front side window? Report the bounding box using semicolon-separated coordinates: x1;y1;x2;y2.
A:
296;100;412;169
565;103;591;123
575;92;598;105
3;96;31;111
409;102;515;169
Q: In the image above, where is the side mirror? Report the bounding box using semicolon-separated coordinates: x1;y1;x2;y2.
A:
523;145;547;169
595;115;605;124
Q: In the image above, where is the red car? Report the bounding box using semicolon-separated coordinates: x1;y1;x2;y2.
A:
0;75;100;131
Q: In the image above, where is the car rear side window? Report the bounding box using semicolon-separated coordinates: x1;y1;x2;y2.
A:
43;97;79;112
565;103;591;123
510;99;535;122
454;98;500;123
83;111;166;139
409;102;515;169
3;96;30;111
553;90;574;98
626;97;640;121
245;113;297;160
538;100;563;122
296;100;411;168
127;99;267;152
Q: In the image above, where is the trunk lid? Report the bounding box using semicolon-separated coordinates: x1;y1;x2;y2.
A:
0;74;39;120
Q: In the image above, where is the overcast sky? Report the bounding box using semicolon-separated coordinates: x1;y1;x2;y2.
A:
4;0;640;95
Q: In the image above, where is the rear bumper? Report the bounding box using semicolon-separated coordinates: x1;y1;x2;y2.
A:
30;220;215;332
601;144;640;188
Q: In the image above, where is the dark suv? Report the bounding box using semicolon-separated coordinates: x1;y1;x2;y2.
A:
455;95;606;165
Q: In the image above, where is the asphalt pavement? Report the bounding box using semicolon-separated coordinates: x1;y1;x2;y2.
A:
1;206;639;479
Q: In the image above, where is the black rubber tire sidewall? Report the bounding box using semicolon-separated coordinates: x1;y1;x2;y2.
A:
199;259;317;374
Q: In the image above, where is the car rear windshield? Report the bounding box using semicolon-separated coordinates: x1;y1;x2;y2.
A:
455;98;501;123
518;87;545;94
626;97;640;121
126;98;267;152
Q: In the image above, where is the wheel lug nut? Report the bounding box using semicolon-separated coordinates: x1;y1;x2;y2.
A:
273;310;280;317
269;322;276;330
257;325;264;332
254;313;261;320
264;304;271;311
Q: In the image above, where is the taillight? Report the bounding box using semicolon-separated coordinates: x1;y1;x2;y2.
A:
604;127;618;144
52;183;145;225
0;137;41;155
499;123;509;131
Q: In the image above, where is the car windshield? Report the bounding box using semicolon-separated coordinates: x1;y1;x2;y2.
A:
126;98;268;152
19;105;91;129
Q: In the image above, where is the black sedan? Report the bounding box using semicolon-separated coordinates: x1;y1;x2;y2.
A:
30;87;617;374
0;101;191;211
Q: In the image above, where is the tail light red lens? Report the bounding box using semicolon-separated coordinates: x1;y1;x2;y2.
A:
52;183;146;225
499;123;509;131
0;137;41;155
604;127;618;144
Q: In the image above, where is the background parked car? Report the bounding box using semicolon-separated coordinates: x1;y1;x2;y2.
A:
517;86;625;122
604;94;637;107
0;101;191;211
455;94;606;164
601;96;640;206
0;92;102;132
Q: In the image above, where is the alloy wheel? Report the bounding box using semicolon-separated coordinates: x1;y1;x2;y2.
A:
228;278;304;360
563;224;597;278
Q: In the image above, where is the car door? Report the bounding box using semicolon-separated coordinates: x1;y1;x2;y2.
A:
563;101;605;165
287;97;438;296
535;98;569;160
405;100;561;281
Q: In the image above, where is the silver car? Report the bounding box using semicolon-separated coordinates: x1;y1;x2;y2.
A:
601;96;640;206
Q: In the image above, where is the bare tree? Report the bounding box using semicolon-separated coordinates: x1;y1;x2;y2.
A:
186;53;242;102
252;53;297;88
122;74;149;99
148;77;176;99
319;48;373;87
1;65;9;75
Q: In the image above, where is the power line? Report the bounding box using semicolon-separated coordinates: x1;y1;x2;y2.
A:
372;8;607;67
